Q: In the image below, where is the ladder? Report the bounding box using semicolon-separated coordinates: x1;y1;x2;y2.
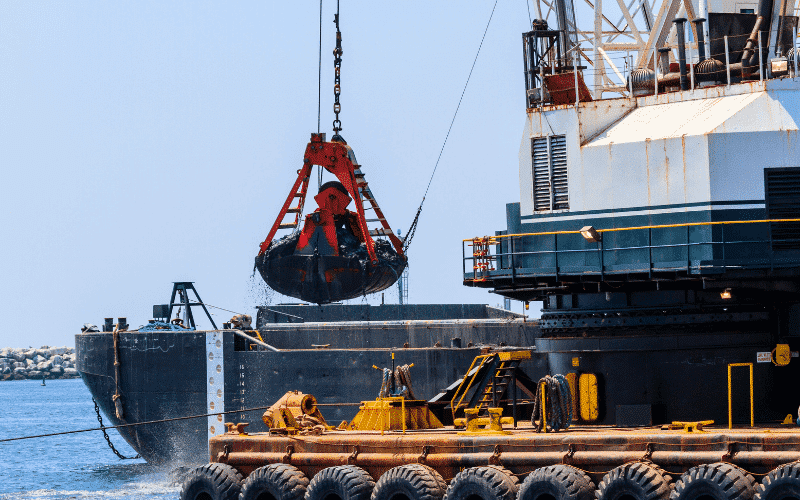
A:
277;171;311;231
430;351;532;422
470;237;496;281
353;166;403;253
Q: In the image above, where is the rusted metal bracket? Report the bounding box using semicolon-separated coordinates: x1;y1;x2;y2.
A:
418;445;431;464
225;422;250;435
722;441;738;462
489;444;503;465
642;442;655;461
217;444;231;463
282;444;294;463
348;445;360;464
563;443;576;464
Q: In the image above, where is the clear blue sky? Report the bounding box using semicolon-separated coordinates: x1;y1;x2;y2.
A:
0;1;539;347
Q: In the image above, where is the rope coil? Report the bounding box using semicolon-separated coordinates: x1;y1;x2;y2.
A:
531;374;572;432
378;364;415;399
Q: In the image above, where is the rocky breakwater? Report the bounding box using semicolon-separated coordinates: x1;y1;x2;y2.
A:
0;346;79;381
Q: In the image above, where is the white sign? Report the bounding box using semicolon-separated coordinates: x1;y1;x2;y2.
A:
757;352;772;363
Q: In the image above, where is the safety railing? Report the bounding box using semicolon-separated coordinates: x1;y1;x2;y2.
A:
463;218;800;283
527;27;799;105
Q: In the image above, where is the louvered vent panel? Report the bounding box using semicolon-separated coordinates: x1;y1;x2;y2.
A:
766;167;800;251
532;138;551;211
550;135;569;210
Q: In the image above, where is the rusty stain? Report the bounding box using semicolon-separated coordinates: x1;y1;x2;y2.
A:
664;140;670;203
660;139;670;207
679;136;687;205
608;143;614;206
645;139;652;206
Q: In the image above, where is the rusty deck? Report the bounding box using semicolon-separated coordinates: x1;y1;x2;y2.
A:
209;422;800;481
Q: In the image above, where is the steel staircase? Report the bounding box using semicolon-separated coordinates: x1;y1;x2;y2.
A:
428;351;532;422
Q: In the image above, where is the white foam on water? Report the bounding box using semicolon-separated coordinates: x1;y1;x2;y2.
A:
0;481;179;500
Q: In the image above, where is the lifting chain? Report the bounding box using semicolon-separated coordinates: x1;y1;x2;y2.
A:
92;397;140;460
332;1;343;134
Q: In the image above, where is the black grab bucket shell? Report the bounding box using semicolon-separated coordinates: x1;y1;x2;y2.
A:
255;232;407;304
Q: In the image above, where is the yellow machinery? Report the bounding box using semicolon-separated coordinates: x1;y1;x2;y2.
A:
262;390;329;433
349;397;443;432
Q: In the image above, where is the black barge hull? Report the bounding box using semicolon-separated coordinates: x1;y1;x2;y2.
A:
76;315;537;464
76;320;798;464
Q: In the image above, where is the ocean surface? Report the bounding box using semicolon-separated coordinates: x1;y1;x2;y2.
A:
0;379;180;500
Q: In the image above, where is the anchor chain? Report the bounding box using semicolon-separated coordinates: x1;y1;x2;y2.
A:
332;1;343;134
92;397;140;460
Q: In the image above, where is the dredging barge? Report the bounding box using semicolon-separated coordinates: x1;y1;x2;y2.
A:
176;0;800;496
76;300;531;464
81;0;800;495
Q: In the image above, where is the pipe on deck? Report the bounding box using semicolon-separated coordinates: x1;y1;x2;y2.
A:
674;18;690;91
232;330;280;352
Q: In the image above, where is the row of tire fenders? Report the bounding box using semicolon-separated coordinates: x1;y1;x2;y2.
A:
180;458;800;500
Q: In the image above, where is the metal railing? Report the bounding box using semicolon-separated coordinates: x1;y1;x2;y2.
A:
463;218;800;283
528;29;799;104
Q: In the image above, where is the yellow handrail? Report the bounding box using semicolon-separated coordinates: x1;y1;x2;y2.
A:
451;354;493;421
464;218;800;242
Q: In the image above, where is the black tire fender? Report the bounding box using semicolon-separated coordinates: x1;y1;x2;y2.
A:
670;463;756;500
240;463;309;500
371;464;447;500
444;465;519;500
756;463;800;500
517;464;595;500
306;465;376;500
597;462;672;500
180;462;243;500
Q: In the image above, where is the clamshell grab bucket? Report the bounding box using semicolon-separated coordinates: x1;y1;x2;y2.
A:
255;135;407;304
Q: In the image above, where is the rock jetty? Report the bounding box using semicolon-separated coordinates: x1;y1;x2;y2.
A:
0;346;79;381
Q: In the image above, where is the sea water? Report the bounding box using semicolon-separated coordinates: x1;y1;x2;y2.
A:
0;378;179;500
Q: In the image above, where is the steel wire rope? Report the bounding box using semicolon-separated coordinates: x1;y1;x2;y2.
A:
318;0;323;134
403;0;499;253
4;405;791;451
5;399;788;458
525;0;532;25
202;302;304;322
0;403;366;444
318;0;324;189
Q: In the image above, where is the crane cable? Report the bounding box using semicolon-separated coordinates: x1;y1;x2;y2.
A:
525;0;533;25
317;0;343;190
317;0;324;190
403;0;499;253
318;0;323;135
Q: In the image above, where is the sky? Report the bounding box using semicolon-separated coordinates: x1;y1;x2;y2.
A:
0;1;540;347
